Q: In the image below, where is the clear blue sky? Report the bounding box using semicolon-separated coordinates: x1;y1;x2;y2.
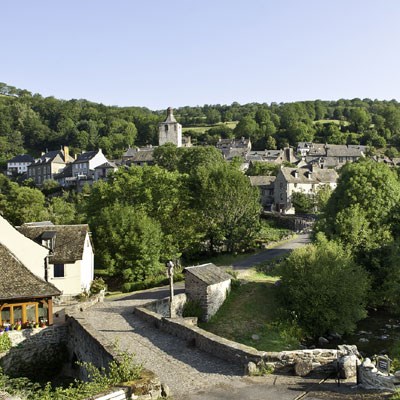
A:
2;0;400;110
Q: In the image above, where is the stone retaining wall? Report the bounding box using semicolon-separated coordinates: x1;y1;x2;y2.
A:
0;325;69;379
144;293;187;317
135;303;354;374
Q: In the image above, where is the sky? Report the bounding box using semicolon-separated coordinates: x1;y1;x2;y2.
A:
1;0;400;110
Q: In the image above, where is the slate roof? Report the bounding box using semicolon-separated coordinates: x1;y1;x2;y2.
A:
184;263;232;286
32;149;74;165
94;161;117;169
123;147;138;158
8;154;35;163
128;150;155;163
74;150;98;162
18;223;90;264
0;243;61;300
280;167;338;184
249;176;276;187
325;145;364;157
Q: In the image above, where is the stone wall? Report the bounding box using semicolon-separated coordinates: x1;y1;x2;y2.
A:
205;280;231;321
134;304;355;375
66;314;117;380
0;325;69;380
185;274;231;321
144;293;187;317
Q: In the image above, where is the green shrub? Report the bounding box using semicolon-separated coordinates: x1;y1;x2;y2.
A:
0;333;12;352
182;300;203;319
0;351;143;399
90;277;107;295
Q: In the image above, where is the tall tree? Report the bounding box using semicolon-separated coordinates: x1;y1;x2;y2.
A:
278;234;370;336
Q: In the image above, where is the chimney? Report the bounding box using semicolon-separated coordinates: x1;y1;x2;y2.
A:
63;146;69;162
293;170;298;178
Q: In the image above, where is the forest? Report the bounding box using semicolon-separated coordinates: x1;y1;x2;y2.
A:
2;82;400;165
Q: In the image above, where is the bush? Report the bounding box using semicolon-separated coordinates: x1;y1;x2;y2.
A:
182;300;203;319
90;277;107;295
277;234;370;337
0;333;11;352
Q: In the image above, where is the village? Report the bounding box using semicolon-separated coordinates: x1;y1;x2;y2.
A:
2;108;400;400
5;106;383;215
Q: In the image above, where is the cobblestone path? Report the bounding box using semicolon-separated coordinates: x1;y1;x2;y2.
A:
79;294;245;399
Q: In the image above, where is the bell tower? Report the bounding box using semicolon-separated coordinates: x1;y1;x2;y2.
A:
158;107;182;147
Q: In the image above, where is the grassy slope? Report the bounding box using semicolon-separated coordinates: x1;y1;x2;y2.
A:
200;275;299;352
182;121;238;134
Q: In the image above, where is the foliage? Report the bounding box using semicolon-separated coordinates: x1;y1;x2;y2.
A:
0;333;12;352
245;161;280;176
0;351;142;400
291;192;315;214
90;277;107;295
3;83;400;162
315;159;400;309
191;163;261;253
182;300;203;319
256;219;293;244
93;204;163;281
277;234;370;337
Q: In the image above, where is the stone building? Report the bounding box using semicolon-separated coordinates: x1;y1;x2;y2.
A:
184;263;231;322
159;107;182;147
249;175;276;211
274;165;338;214
27;146;74;185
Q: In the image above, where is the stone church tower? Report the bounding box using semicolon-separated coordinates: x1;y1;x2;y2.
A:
159;107;182;147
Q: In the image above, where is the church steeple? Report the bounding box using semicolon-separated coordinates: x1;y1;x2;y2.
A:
159;107;182;147
165;107;177;123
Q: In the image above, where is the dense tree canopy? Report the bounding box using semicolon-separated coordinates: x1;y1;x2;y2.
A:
316;159;400;311
4;82;400;165
277;235;370;336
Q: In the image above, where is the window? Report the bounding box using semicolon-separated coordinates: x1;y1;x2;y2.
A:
164;124;169;131
0;301;49;326
54;263;65;278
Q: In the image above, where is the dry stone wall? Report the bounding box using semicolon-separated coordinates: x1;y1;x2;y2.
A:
0;326;68;380
135;299;358;375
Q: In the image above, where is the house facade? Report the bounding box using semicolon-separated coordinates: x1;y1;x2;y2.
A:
27;147;74;185
7;154;35;176
249;176;276;211
71;149;108;179
274;166;338;214
18;223;94;297
184;263;231;322
93;161;118;181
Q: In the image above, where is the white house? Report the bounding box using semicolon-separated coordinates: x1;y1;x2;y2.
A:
7;154;35;176
18;222;94;297
71;149;109;179
274;166;338;214
0;216;49;279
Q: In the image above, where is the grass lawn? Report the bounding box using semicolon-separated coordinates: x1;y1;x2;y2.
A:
314;119;350;126
182;121;238;134
199;276;300;352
